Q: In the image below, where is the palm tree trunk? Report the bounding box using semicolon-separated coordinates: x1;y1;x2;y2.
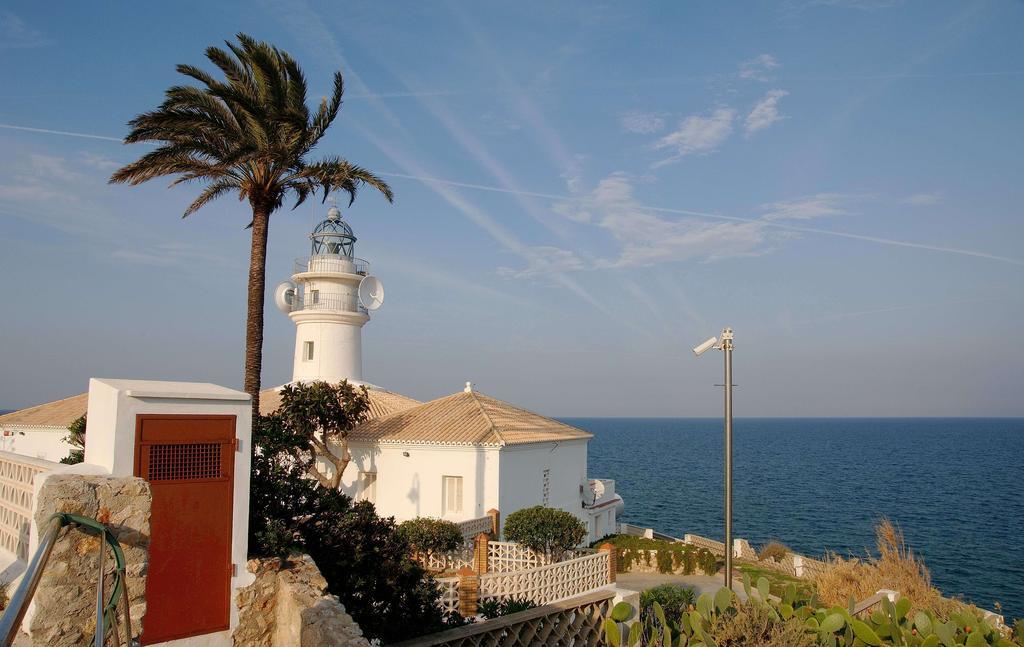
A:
244;203;271;420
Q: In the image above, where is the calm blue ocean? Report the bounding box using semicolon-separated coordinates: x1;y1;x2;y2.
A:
572;417;1024;622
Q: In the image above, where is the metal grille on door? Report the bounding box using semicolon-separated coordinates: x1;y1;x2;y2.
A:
147;443;222;481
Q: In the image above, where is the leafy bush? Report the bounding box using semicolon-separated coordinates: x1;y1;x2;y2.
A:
478;597;537;619
503;506;586;557
250;403;452;643
60;415;86;465
639;585;695;625
398;517;464;556
758;540;790;563
602;576;1022;647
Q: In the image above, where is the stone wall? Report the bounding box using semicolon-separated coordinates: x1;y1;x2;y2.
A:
29;474;150;646
234;554;370;647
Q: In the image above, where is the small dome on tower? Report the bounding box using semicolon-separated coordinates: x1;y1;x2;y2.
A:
310;204;356;257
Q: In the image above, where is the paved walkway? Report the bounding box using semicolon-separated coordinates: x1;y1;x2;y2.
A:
616;572;749;602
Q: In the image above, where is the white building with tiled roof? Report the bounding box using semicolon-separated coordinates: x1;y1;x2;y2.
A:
339;382;622;541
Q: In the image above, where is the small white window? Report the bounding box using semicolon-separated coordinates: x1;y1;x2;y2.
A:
310;289;320;304
303;341;314;361
358;472;377;503
442;475;463;515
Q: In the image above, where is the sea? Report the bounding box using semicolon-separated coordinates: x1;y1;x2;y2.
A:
573;417;1024;622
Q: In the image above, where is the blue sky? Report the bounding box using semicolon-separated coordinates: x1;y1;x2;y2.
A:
1;1;1022;416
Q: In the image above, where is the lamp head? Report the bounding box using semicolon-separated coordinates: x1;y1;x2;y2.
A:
692;336;718;356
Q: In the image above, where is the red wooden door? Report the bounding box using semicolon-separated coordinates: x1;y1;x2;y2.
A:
135;415;235;644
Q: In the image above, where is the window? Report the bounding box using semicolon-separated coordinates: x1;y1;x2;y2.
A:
357;471;377;503
442;475;463;515
310;289;320;304
303;341;314;361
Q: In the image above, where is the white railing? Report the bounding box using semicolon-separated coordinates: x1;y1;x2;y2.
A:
455;515;492;542
685;533;726;556
424;545;473;573
486;541;553;572
478;551;610;606
0;451;58;561
436;577;460;616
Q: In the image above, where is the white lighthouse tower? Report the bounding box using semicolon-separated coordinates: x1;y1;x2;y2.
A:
274;202;384;384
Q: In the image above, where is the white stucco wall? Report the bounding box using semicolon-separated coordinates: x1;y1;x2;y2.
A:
496;440;589;537
339;442;501;522
0;426;72;462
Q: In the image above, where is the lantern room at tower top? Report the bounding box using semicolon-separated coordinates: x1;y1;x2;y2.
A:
274;203;385;385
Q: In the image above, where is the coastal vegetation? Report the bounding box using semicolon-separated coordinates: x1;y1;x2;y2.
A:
109;34;393;417
478;596;537;619
248;383;452;643
758;540;791;563
503;505;588;557
603;577;1022;647
815;519;979;619
640;584;696;624
596;534;719;575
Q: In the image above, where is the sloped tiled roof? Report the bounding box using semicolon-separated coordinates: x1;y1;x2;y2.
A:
349;390;592;446
0;393;89;428
0;385;419;429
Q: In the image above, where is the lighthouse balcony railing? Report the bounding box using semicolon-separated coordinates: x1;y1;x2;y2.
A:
294;255;370;276
289;292;369;315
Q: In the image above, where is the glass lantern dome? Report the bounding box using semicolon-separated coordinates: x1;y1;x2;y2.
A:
310;205;356;257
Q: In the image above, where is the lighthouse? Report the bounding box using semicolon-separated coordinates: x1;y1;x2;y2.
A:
274;202;384;384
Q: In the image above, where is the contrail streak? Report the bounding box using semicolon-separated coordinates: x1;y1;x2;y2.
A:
379;172;1023;267
3;122;1019;267
0;123;124;142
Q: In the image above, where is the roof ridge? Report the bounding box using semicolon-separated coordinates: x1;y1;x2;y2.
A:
472;391;587;435
468;391;506;445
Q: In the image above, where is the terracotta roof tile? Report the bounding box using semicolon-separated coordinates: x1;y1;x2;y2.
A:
349;390;592;446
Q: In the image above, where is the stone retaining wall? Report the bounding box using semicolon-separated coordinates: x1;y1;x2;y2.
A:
234;554;369;647
29;474;150;646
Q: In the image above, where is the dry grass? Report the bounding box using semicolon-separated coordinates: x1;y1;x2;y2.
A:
814;519;970;618
757;541;791;563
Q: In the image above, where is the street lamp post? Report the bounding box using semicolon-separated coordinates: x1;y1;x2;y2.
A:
693;327;735;590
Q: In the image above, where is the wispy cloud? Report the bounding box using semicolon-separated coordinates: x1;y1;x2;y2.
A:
0;123;123;142
744;89;789;135
621;111;666;134
0;12;50;49
497;247;586;279
652;107;735;167
901;192;942;206
761;193;849;221
739;54;780;81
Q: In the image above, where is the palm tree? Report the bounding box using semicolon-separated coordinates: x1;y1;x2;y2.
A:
111;34;393;417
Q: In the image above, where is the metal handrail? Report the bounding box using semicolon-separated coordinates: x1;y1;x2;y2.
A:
0;513;135;647
293;254;370;276
289;291;369;315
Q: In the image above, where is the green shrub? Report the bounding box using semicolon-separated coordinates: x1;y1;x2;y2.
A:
503;506;586;556
398;517;464;556
758;541;790;563
639;585;695;625
478;597;537;619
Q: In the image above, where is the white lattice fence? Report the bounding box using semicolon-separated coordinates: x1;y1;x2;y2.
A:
456;515;493;542
487;541;550;572
478;551;610;606
0;451;57;561
436;576;460;616
423;545;474;573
